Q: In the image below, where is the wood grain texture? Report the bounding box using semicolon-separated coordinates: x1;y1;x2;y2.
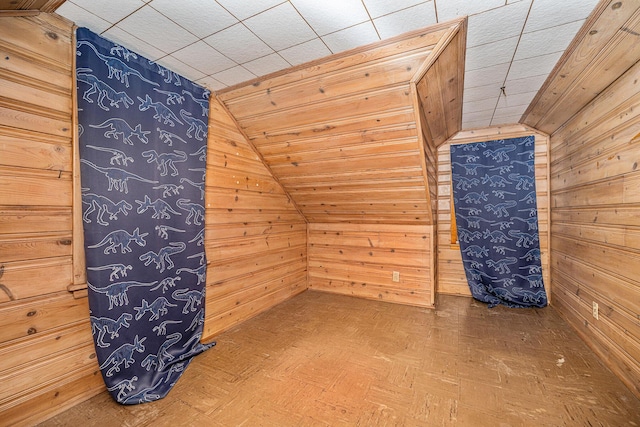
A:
217;18;466;225
521;0;640;134
548;58;640;399
308;223;433;307
201;97;307;341
0;14;102;426
39;291;640;426
436;126;550;298
0;0;65;12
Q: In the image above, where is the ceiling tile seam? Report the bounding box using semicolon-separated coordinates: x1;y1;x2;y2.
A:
66;1;240;80
150;39;248;82
489;0;534;126
147;3;229;41
214;0;288;22
66;0;146;36
286;1;334;55
359;0;382;40
521;17;590;35
319;19;381;43
144;8;284;84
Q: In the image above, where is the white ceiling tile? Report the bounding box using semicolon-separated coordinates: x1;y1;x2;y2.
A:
67;0;146;24
525;0;600;33
245;2;316;51
102;26;166;61
437;0;505;22
494;104;527;117
56;3;112;33
491;114;522;125
205;24;274;63
195;75;227;92
216;0;285;20
56;0;602;128
211;66;257;86
496;90;537;109
464;109;494;123
466;0;530;48
243;53;292;76
465;36;519;72
150;0;238;38
362;0;426;19
514;20;584;61
279;38;332;66
292;0;370;36
464;83;503;103
170;41;237;75
373;2;437;39
464;62;510;89
156;55;207;82
507;51;563;80
322;22;380;53
116;6;198;54
463;98;498;115
462;118;492;130
503;74;548;96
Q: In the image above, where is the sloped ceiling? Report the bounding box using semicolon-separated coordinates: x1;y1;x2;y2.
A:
522;0;640;135
32;0;601;130
216;19;465;225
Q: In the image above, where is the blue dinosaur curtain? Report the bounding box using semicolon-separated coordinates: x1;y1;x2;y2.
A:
76;28;214;404
451;135;547;308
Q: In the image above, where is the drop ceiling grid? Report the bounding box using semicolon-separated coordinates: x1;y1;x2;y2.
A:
54;0;601;129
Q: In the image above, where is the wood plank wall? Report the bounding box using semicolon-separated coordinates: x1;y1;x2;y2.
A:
216;21;465;307
548;59;640;398
0;14;103;426
436;125;550;297
519;1;640;399
201;98;307;340
217;23;463;225
307;223;433;307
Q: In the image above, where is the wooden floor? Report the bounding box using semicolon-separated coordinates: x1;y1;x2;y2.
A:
40;291;640;426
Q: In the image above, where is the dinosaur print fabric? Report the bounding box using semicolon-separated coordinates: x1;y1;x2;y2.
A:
451;135;548;308
76;28;214;404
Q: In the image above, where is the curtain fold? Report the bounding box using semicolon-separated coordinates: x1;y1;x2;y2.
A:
76;27;214;404
451;135;547;308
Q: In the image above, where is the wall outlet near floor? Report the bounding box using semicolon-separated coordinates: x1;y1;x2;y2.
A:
592;301;599;320
392;271;400;282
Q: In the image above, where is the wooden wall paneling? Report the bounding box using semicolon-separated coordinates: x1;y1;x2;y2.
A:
238;85;415;141
217;23;457;99
0;0;65;12
521;0;640;134
0;371;104;427
249;109;418;146
202;97;307;341
218;19;466;225
547;55;640;398
436;125;550;297
411;81;434;226
410;19;467;302
0;14;101;426
414;25;465;148
223;52;431;120
308;223;433;307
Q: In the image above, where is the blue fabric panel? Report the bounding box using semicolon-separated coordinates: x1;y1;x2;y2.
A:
450;135;548;308
76;28;214;404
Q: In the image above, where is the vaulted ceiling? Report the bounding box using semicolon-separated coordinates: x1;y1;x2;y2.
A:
11;0;601;131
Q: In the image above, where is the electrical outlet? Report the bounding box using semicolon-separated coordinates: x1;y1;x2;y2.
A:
592;301;599;320
392;271;400;282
